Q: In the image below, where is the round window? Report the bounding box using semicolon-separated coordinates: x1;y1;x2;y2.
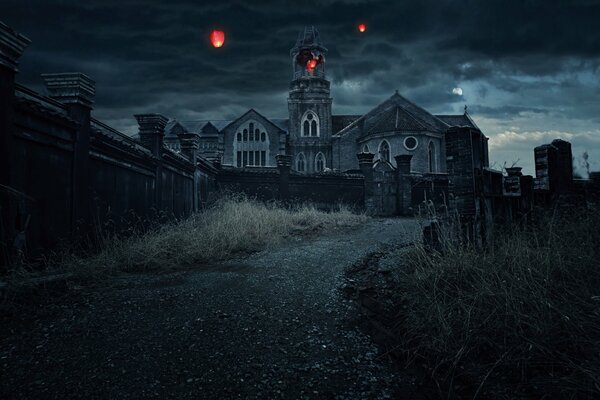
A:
307;113;313;120
403;136;418;150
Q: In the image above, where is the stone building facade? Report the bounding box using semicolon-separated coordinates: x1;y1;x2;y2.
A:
163;26;483;175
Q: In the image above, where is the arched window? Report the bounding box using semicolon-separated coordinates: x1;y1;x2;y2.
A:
301;111;320;137
379;140;390;162
315;152;325;172
362;144;370;153
233;120;270;167
296;152;306;172
428;141;436;172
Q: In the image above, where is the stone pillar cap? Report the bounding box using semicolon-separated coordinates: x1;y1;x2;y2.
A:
134;114;168;131
42;72;95;107
0;22;31;72
357;152;375;163
276;154;292;168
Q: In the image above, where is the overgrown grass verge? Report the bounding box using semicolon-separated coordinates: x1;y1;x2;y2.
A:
398;211;600;398
44;196;366;280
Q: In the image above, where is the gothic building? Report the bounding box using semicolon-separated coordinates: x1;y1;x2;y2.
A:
163;26;481;174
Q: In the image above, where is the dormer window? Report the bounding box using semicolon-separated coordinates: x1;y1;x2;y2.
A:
301;111;319;137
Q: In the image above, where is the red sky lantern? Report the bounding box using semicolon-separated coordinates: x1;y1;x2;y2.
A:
358;23;367;33
306;58;317;72
210;30;225;48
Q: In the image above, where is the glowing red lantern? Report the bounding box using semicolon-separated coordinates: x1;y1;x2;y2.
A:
306;58;317;72
210;30;225;48
358;23;367;33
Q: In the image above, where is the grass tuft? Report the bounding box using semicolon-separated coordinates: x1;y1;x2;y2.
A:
55;195;366;278
398;209;600;398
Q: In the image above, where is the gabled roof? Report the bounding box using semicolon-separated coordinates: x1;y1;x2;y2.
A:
435;113;479;130
220;108;286;133
165;119;232;136
367;106;429;134
334;91;450;137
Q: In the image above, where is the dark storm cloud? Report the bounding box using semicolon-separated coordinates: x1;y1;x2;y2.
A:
1;0;599;151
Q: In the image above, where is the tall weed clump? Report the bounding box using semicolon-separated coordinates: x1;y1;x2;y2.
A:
399;210;600;398
63;195;366;276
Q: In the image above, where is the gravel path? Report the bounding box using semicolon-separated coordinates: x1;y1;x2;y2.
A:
1;218;420;399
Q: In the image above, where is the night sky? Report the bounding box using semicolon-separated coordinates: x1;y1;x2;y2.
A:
2;0;599;175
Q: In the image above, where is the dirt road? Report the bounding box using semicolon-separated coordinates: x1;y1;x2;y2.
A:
1;218;420;399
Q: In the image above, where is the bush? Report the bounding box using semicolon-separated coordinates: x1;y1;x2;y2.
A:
398;211;600;398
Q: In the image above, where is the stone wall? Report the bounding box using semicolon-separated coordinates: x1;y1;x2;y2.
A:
0;24;218;265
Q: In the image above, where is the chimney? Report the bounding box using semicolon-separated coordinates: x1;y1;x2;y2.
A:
135;114;168;157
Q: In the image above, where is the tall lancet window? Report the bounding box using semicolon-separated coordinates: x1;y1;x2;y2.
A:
296;152;306;172
428;141;436;172
301;111;320;137
315;152;325;172
379;140;390;162
233;120;270;167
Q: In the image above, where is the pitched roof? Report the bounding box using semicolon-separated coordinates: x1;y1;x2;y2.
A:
165;119;232;136
367;106;429;134
334;91;450;137
435;114;479;129
220;108;286;133
332;115;361;134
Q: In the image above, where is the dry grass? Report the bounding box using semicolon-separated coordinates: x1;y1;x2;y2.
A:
55;195;366;277
397;209;600;398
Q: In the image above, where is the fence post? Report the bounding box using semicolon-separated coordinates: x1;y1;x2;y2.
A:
42;73;95;234
179;133;200;212
276;155;292;200
395;154;413;216
357;152;375;212
0;23;30;266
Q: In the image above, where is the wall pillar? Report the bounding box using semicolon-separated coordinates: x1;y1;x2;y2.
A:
395;154;413;216
357;152;375;212
178;132;200;211
42;73;95;233
276;154;292;200
0;22;31;266
135;114;168;209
